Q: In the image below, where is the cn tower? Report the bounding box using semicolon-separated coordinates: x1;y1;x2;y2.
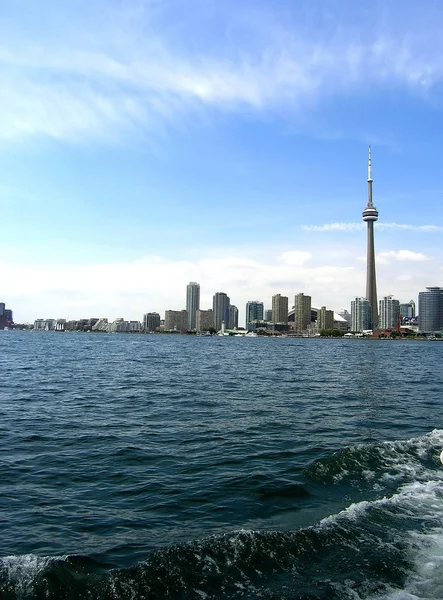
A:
362;146;379;330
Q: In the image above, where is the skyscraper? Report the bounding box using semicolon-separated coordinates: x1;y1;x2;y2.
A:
213;292;230;331
294;293;311;333
245;301;264;328
186;282;200;331
227;305;239;329
418;287;443;333
271;294;288;324
379;296;400;330
362;146;379;330
351;297;371;332
318;306;334;331
399;300;416;319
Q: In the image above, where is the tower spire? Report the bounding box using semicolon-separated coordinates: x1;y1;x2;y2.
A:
362;146;379;331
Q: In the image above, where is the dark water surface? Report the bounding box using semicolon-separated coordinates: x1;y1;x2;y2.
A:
1;331;442;599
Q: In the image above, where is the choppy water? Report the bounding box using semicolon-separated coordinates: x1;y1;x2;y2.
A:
1;331;442;599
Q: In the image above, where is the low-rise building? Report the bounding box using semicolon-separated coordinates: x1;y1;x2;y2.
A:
164;310;188;332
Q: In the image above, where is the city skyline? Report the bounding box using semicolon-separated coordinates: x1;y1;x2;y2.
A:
1;1;443;324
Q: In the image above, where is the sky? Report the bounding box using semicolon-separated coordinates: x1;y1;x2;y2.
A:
1;0;443;325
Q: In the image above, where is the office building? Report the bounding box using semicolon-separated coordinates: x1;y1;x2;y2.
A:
186;282;200;331
246;301;264;329
271;294;288;324
196;309;214;332
294;293;311;333
264;309;273;322
400;300;416;319
351;297;371;332
213;292;230;331
143;312;161;332
318;306;334;331
379;296;400;330
362;146;379;330
418;287;443;333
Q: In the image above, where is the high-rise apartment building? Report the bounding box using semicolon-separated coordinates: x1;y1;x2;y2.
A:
399;300;416;319
186;282;200;331
196;309;214;332
164;310;188;333
245;301;264;328
351;297;371;332
213;292;230;331
227;305;239;329
418;287;443;333
379;296;400;330
362;146;379;330
271;294;288;324
318;306;334;331
143;312;161;332
294;293;311;333
264;309;272;322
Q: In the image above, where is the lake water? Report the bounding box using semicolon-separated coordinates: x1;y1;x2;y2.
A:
1;331;442;599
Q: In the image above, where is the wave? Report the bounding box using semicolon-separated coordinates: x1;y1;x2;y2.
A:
2;430;443;599
305;428;443;491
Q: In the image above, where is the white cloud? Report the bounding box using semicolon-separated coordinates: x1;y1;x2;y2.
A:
377;250;432;264
302;222;443;232
302;223;365;232
2;4;443;142
280;251;312;266
3;241;438;324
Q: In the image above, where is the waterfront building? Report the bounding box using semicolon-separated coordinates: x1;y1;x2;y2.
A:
318;306;334;331
264;309;272;322
362;146;379;330
351;297;371;332
33;319;46;331
128;321;141;332
227;305;239;329
164;310;188;333
196;309;214;332
333;314;350;332
400;300;416;319
55;318;67;331
294;293;311;333
143;312;160;332
271;294;288;324
379;296;400;330
0;302;6;330
338;309;352;326
418;287;443;333
213;292;230;331
186;282;200;331
245;301;264;329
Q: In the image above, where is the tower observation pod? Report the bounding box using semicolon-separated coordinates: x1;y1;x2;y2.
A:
362;146;379;330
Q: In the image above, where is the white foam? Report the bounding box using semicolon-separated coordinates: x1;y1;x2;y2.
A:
0;554;54;596
319;477;443;600
366;529;443;600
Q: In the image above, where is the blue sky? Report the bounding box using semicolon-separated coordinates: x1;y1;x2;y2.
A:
1;0;443;324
